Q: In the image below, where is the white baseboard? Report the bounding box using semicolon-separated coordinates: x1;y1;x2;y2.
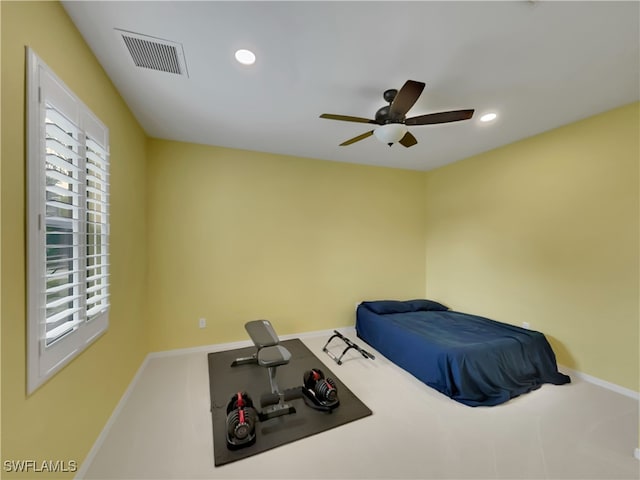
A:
75;355;151;479
148;326;355;359
148;338;253;359
559;365;639;401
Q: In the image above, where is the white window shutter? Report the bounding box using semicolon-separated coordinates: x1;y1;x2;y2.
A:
27;48;110;394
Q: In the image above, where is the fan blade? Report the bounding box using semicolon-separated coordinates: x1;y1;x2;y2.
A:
405;109;474;126
389;80;425;119
339;130;374;146
398;131;418;148
320;113;377;124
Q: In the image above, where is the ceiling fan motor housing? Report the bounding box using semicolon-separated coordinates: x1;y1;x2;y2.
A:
376;88;404;124
375;105;392;124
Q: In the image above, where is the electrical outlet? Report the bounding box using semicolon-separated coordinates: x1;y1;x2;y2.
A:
522;321;530;329
199;318;206;329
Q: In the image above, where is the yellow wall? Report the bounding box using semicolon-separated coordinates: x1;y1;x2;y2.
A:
146;139;427;351
425;102;639;392
0;0;3;463
1;1;148;476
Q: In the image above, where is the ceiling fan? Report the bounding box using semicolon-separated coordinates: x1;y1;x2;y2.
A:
320;80;474;148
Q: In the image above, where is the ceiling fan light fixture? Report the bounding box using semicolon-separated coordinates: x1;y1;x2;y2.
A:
235;49;256;65
374;123;408;146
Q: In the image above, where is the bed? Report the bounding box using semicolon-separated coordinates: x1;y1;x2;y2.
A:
356;299;570;406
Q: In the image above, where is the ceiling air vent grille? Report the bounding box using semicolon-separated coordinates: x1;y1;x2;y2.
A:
118;30;188;76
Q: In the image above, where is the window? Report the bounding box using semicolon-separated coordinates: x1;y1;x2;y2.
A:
27;48;110;394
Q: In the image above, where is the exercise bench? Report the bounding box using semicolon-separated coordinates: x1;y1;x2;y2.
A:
230;319;299;420
230;319;280;367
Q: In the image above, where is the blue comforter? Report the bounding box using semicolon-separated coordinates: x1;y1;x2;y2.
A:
356;300;570;406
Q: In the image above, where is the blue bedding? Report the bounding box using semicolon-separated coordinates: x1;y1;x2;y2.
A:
356;300;570;406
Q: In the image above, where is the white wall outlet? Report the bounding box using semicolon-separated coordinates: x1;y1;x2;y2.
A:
522;321;530;329
199;318;206;329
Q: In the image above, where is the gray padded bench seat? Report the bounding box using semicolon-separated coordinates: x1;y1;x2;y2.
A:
257;345;291;368
230;319;280;367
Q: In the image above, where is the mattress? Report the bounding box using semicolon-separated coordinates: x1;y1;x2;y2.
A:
356;300;570;406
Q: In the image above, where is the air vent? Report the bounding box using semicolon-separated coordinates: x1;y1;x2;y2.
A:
117;29;188;76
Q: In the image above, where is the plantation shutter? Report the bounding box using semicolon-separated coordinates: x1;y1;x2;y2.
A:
84;135;110;320
43;104;85;345
27;47;110;393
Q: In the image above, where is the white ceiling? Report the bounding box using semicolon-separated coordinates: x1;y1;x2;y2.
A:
62;1;639;171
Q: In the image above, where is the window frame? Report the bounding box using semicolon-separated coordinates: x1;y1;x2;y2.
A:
26;47;110;394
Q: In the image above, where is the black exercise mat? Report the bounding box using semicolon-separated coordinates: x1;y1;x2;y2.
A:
208;338;372;466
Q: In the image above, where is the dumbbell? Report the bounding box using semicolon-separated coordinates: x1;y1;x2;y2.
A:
303;368;338;403
225;391;257;449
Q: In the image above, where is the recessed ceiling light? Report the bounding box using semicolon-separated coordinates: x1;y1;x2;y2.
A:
235;49;256;65
480;112;497;122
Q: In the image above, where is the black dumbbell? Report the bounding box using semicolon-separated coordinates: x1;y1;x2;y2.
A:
226;392;257;449
303;368;338;403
